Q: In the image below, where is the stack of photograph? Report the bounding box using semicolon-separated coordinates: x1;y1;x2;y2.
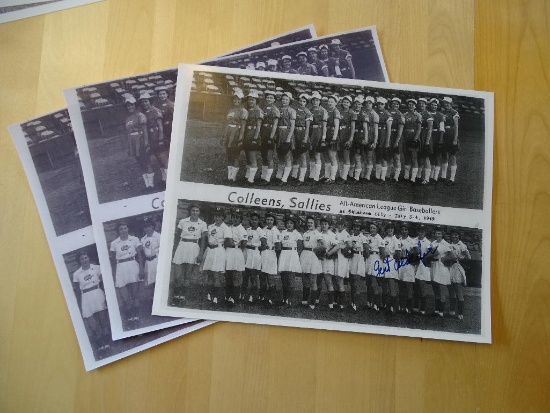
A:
152;64;493;344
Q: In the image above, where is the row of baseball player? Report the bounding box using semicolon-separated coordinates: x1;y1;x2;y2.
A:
171;205;472;318
222;88;460;187
237;39;356;79
123;87;174;191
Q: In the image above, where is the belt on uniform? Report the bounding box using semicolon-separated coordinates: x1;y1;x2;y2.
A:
246;126;256;129
83;285;100;294
353;251;362;254
262;123;272;128
339;125;349;130
148;128;156;132
181;238;198;243
303;247;313;251
444;126;454;129
265;246;276;250
129;131;141;136
117;257;135;264
295;126;305;130
228;124;238;128
282;247;297;250
246;245;259;250
378;126;386;130
405;128;416;132
312;125;321;129
208;244;221;249
278;125;288;129
145;255;157;261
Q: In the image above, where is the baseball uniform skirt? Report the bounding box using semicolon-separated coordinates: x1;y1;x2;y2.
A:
385;257;400;280
278;249;302;273
334;253;350;278
431;261;451;285
115;260;140;287
261;250;278;275
349;253;366;276
398;264;416;283
172;240;200;265
300;250;322;275
145;257;158;286
415;262;431;282
365;253;381;276
203;246;226;272
245;249;262;270
449;262;467;285
81;288;107;318
226;247;245;271
321;258;335;275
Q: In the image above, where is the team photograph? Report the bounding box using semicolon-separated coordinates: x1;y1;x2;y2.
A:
179;70;488;210
163;199;483;337
102;210;176;331
19;110;90;236
204;28;388;82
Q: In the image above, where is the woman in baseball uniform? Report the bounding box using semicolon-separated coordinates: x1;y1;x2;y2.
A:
336;95;357;182
328;217;352;309
374;97;393;182
402;98;422;184
439;97;460;185
73;251;111;351
261;213;282;303
413;224;434;315
387;97;405;183
358;96;379;182
274;91;297;185
171;204;207;303
203;207;232;305
365;222;386;311
123;95;149;190
156;86;174;183
258;90;279;185
110;222;144;326
448;230;471;320
320;95;341;184
348;219;367;311
223;210;248;302
430;227;453;316
316;217;337;308
246;213;268;303
242;91;264;185
427;98;445;183
139;92;167;190
278;215;303;305
223;89;248;184
398;223;416;313
290;93;313;184
307;91;328;183
140;218;160;288
383;223;402;313
300;216;323;309
416;98;434;185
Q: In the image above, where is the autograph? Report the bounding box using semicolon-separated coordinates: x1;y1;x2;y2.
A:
372;242;439;279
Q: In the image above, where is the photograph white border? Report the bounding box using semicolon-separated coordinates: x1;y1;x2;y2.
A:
0;0;104;24
152;64;494;344
8;111;214;371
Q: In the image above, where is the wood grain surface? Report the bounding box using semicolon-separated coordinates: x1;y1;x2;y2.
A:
0;0;548;411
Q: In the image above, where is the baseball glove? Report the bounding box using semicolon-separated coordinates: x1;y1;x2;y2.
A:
295;140;310;154
449;142;460;155
277;141;292;156
408;139;420;150
313;246;327;260
407;248;420;264
341;246;354;259
421;143;432;157
319;140;327;151
441;251;458;267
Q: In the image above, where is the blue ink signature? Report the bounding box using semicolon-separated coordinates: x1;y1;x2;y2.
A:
371;242;439;282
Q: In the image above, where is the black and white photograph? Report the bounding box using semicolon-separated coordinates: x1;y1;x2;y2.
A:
179;70;488;210
17;109;90;236
158;199;486;341
102;210;172;331
202;26;389;82
8;112;212;370
0;0;103;24
152;64;493;343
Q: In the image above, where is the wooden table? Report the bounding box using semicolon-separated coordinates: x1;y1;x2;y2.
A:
1;1;548;411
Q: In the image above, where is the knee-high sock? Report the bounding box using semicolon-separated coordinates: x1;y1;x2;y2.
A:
265;168;274;182
375;164;382;179
394;166;401;180
276;165;284;179
248;167;257;183
324;163;331;178
354;167;362;180
281;166;292;182
330;164;338;180
341;164;350;180
404;165;411;180
366;164;374;180
161;168;167;181
411;167;418;182
291;165;299;179
143;174;150;188
424;167;431;181
450;165;457;182
147;173;155;187
441;162;448;179
309;161;316;178
227;166;233;180
245;166;250;180
314;162;322;181
434;166;441;180
299;167;307;182
380;166;388;181
261;166;267;179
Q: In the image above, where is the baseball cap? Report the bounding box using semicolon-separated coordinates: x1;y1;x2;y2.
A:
407;98;417;104
264;90;276;97
246;63;255;70
417;97;428;103
232;89;244;99
247;90;259;99
256;61;266;68
319;44;329;51
267;59;278;66
328;94;339;102
281;55;292;61
307;47;318;53
156;85;167;91
297;51;307;58
376;97;387;104
442;97;453;104
124;95;137;104
341;95;353;103
354;95;365;103
429;97;439;104
391;97;402;104
139;92;153;100
213;207;224;216
365;96;375;103
299;93;310;100
282;91;293;100
352;219;362;227
331;39;342;45
310;91;322;100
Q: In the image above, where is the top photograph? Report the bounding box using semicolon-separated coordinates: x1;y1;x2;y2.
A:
203;27;389;83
